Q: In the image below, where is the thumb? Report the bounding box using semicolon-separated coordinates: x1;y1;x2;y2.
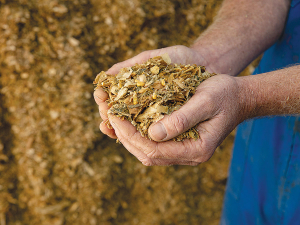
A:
148;111;190;141
148;93;216;142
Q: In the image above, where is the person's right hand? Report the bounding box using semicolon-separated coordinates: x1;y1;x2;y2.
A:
103;74;248;166
93;45;251;166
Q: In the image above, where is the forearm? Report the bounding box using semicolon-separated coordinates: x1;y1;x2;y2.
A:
191;0;290;76
239;65;300;119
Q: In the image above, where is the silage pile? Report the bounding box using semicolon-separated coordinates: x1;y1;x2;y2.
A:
0;0;234;225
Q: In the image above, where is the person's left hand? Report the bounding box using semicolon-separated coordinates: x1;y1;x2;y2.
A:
106;74;248;166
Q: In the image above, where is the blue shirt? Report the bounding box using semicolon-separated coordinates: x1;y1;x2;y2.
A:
221;1;300;224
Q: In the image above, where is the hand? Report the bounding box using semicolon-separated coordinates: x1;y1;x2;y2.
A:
94;45;210;139
104;74;246;166
93;45;247;166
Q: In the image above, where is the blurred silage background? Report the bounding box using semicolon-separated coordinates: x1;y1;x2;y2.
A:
0;0;240;224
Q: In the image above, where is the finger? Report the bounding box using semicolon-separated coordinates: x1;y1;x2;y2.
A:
106;46;182;75
98;104;109;120
108;115;209;163
109;116;200;166
108;116;153;164
93;89;108;105
196;113;233;151
107;51;152;74
148;90;217;142
100;120;117;139
109;115;164;157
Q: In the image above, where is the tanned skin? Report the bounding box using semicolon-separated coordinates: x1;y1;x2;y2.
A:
94;0;299;166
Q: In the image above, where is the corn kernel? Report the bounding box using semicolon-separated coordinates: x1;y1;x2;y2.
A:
150;65;160;75
152;92;157;100
133;91;138;105
118;81;123;88
161;79;166;86
136;81;145;87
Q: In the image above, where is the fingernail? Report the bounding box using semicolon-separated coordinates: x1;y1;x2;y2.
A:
149;122;167;141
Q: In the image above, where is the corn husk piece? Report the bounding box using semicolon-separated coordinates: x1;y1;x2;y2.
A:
136;103;168;122
116;67;133;80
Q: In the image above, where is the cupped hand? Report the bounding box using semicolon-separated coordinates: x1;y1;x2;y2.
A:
108;74;248;166
94;45;210;139
95;69;249;166
93;45;249;166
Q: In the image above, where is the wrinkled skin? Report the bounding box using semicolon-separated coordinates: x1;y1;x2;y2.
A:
94;45;247;166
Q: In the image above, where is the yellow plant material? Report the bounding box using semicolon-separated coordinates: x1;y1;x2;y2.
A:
94;54;215;141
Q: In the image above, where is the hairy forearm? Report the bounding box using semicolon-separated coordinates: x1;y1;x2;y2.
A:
238;66;300;119
191;0;290;76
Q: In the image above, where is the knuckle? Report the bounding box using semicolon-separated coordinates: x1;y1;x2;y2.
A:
93;91;107;104
146;149;157;159
141;158;154;167
99;105;108;112
100;113;108;121
146;143;161;159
